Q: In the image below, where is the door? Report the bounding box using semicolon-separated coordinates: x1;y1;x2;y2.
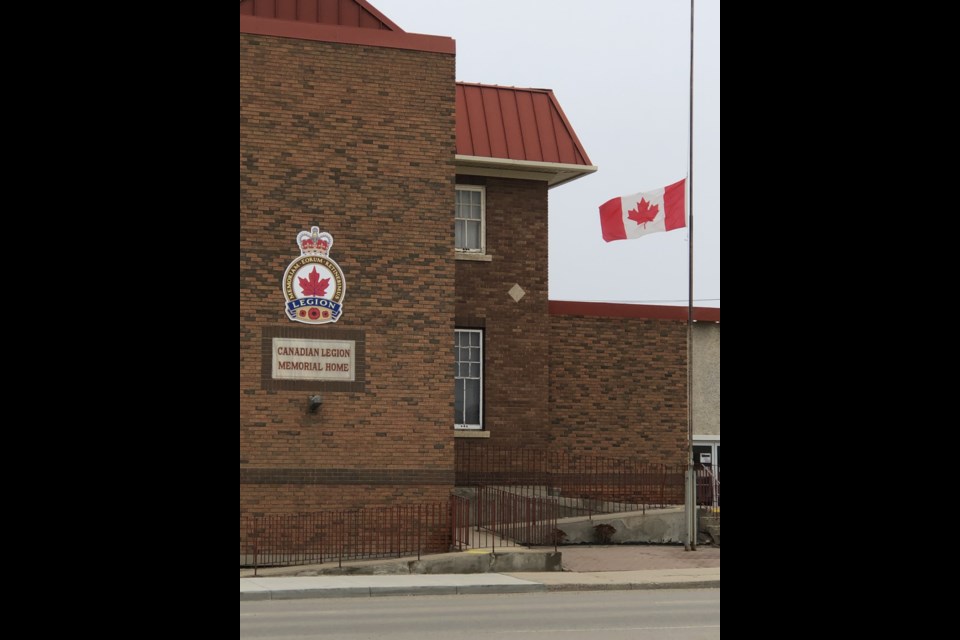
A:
693;441;720;507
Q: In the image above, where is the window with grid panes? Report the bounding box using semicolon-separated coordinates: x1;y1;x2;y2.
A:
454;329;483;429
455;186;485;253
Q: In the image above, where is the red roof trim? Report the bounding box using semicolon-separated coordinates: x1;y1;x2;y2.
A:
456;83;593;166
239;14;455;55
239;0;404;32
354;0;404;32
549;300;720;323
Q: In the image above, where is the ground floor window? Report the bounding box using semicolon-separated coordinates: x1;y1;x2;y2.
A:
455;329;483;429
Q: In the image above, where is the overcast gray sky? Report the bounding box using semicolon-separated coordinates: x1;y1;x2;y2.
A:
373;0;720;308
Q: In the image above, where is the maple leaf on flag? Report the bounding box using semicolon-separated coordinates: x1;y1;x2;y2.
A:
627;198;659;226
299;267;330;297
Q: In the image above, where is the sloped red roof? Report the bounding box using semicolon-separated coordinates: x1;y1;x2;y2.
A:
239;0;403;32
456;83;592;167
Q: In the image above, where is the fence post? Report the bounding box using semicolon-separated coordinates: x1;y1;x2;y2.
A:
252;517;259;578
491;493;496;554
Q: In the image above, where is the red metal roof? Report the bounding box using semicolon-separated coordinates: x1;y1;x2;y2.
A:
456;83;592;166
550;301;720;323
239;0;403;32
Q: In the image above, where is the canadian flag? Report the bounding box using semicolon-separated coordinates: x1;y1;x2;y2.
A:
598;178;687;242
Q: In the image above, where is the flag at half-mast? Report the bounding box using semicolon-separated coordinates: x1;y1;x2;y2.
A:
598;178;686;242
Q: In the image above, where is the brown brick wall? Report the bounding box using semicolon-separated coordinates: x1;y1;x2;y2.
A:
239;485;451;516
455;177;551;448
548;315;689;466
240;34;456;516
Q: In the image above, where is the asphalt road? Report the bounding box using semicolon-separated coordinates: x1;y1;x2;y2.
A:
239;588;720;639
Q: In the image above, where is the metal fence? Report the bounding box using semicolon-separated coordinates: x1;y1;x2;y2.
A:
455;443;688;516
240;450;719;572
696;465;720;508
240;504;451;575
451;487;560;551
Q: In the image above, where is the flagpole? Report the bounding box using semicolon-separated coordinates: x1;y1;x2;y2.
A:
685;0;697;552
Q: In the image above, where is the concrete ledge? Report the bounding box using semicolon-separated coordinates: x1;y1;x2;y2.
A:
454;253;493;262
454;430;491;438
556;508;686;545
243;550;561;577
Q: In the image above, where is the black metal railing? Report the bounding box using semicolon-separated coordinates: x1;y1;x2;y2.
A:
455;443;688;515
240;503;451;575
451;487;560;552
696;465;720;508
240;450;719;573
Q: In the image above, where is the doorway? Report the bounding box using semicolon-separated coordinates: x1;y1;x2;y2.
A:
693;440;720;507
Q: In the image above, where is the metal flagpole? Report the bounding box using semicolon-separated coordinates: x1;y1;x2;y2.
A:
685;0;697;552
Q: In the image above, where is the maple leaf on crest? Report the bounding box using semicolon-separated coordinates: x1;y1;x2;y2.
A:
299;267;330;297
627;198;659;226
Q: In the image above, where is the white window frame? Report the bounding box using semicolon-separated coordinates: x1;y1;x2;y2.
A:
455;185;486;255
454;329;483;430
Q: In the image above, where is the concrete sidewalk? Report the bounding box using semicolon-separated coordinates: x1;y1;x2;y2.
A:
241;573;547;601
240;546;720;601
240;568;720;601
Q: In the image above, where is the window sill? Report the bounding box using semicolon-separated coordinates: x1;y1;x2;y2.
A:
455;252;493;262
454;430;491;438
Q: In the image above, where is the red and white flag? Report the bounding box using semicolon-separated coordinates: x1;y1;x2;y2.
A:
598;178;687;242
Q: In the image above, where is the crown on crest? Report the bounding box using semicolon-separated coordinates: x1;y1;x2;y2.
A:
297;226;333;256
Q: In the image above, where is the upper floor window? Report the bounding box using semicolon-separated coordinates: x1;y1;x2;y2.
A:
455;186;485;253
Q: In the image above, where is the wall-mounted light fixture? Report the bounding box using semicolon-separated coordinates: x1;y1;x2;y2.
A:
308;394;323;413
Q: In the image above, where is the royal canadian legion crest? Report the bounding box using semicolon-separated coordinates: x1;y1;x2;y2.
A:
282;226;346;324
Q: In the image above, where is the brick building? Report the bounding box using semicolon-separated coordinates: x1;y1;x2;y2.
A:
240;1;718;548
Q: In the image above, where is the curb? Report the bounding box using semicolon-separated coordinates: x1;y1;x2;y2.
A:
240;580;719;601
241;583;547;601
544;580;720;592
